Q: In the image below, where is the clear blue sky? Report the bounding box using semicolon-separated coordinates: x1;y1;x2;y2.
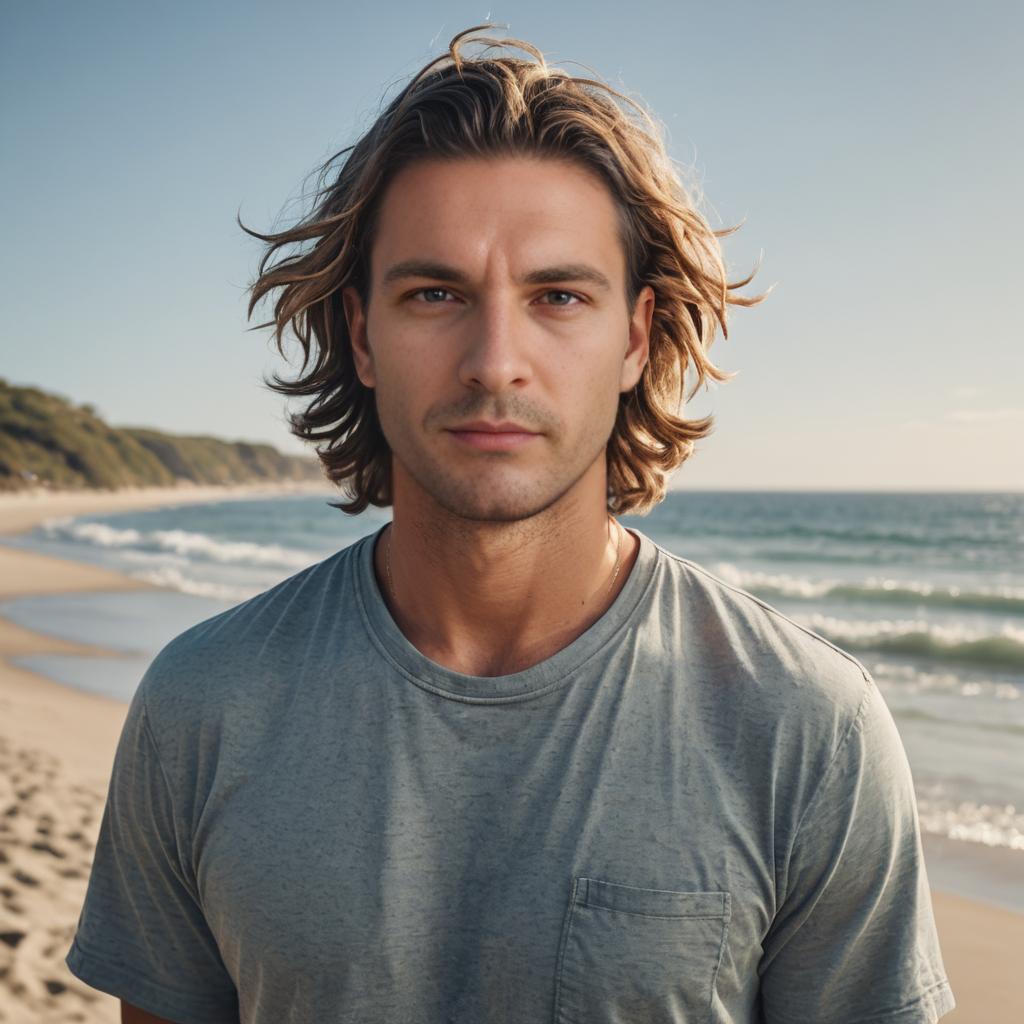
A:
2;0;1021;491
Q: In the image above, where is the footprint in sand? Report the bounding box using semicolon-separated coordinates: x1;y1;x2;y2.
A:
29;840;66;859
0;930;26;949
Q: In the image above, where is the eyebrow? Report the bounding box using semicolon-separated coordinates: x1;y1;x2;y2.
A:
380;258;612;292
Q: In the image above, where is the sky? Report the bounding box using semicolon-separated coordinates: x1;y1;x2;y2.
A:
2;0;1021;491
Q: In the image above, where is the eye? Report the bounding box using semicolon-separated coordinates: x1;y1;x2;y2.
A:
539;290;584;308
410;287;456;304
406;287;585;308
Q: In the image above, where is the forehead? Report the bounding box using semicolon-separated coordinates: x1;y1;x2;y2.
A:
368;155;627;284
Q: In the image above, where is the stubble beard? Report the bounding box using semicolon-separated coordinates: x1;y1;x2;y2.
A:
389;424;611;526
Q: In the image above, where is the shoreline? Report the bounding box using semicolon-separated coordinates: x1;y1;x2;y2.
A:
0;483;1021;1020
0;478;335;538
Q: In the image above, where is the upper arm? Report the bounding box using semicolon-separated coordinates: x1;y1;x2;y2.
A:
121;1001;180;1024
121;1000;238;1024
758;676;957;1023
64;681;239;1022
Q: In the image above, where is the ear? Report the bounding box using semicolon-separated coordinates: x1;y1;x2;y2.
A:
620;285;655;392
342;286;376;388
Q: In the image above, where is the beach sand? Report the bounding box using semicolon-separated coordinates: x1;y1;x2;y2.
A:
0;485;1020;1022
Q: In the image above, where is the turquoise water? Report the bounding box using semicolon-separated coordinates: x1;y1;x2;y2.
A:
2;490;1022;884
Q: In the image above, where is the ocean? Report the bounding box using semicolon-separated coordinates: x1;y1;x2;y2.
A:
2;489;1022;910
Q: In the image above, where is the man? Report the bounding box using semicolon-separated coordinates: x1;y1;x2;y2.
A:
67;25;955;1024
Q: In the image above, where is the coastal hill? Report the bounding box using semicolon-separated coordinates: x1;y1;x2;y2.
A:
0;379;324;492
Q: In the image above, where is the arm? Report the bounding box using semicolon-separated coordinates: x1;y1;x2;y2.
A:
122;1002;177;1024
121;1000;239;1023
758;675;956;1023
65;672;239;1022
121;999;237;1024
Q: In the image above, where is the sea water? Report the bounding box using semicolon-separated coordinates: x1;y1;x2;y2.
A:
2;489;1021;909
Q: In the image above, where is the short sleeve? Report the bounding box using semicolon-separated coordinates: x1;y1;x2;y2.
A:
758;675;956;1023
65;682;239;1023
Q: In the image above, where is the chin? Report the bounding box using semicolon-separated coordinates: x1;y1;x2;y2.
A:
401;465;561;524
432;489;555;525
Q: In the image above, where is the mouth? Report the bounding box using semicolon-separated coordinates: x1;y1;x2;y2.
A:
444;418;543;452
445;428;541;452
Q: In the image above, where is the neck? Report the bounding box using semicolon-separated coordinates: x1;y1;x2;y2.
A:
374;490;638;678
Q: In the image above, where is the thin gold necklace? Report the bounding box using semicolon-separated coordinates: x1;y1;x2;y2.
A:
384;516;624;605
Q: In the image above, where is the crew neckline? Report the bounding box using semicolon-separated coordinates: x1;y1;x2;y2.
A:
354;522;661;703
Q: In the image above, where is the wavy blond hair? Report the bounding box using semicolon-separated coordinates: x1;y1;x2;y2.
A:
243;24;765;515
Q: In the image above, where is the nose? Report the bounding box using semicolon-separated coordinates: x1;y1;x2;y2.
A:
456;291;533;393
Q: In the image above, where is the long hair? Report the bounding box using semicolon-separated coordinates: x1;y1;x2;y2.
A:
242;24;766;515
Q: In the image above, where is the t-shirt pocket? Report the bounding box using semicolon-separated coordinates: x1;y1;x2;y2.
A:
553;876;731;1024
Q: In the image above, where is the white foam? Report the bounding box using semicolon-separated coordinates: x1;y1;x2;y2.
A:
709;562;834;598
145;529;315;568
917;796;1024;851
873;660;1022;701
709;561;1024;605
133;566;257;603
43;518;316;570
44;518;142;548
805;612;1024;647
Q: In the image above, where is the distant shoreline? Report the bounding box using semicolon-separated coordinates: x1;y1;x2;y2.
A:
0;478;337;539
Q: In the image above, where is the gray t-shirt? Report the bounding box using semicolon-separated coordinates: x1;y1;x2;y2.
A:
66;524;955;1023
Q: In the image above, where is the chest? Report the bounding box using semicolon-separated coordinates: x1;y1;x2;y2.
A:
188;700;775;1022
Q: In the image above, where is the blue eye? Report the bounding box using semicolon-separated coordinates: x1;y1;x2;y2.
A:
415;287;452;303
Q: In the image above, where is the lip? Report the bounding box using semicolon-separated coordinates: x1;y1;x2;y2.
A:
447;420;538;433
446;422;541;451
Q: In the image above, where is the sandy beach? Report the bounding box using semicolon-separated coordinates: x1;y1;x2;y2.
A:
0;485;1020;1022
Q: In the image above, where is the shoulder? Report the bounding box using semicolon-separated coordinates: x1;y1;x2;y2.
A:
648;539;874;740
645;540;887;854
136;535;365;733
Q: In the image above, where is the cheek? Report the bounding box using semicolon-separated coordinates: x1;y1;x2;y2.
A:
371;346;447;433
556;376;619;444
367;321;422;382
578;351;626;403
374;363;418;418
588;359;630;433
372;316;452;377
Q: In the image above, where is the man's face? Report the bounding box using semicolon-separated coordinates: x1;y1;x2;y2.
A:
343;155;654;524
